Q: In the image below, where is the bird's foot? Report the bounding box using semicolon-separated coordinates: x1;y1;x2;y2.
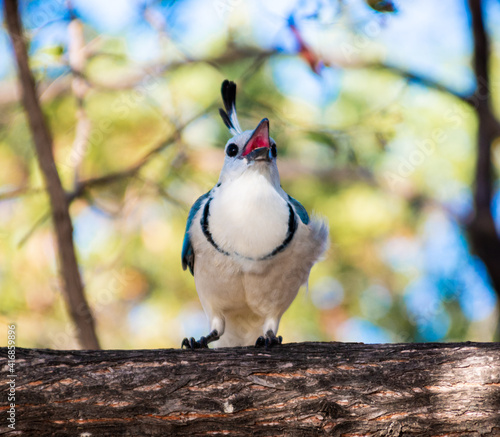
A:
181;329;219;350
255;330;282;350
181;337;208;349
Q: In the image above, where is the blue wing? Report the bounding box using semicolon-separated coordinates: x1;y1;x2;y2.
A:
288;194;310;225
182;191;211;275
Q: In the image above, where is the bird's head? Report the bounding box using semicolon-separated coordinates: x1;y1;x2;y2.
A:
217;80;279;186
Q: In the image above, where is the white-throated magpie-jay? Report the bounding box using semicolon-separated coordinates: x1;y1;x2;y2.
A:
181;80;329;348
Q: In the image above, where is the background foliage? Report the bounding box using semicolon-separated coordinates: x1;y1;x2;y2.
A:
0;0;499;349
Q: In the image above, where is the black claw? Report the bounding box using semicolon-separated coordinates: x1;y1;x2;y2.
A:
181;330;220;350
255;332;283;349
181;337;204;349
255;336;266;347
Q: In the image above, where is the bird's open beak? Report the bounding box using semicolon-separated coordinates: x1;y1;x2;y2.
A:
242;118;270;162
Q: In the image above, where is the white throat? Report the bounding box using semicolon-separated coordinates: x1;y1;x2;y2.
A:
208;171;289;259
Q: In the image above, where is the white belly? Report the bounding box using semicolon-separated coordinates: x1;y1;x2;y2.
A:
208;172;289;259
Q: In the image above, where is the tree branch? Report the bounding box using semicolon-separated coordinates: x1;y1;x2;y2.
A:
87;49;274;91
67;104;215;203
0;186;44;201
370;63;476;105
4;0;100;349
1;342;499;435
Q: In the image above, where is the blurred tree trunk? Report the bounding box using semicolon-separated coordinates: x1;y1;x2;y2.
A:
466;0;500;340
1;343;499;436
4;0;100;349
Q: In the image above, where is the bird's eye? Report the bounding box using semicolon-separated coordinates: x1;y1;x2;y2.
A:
270;143;277;158
226;143;239;157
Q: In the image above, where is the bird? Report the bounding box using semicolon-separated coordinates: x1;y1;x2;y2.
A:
181;80;329;349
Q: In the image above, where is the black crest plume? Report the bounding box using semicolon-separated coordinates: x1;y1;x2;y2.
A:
219;80;242;135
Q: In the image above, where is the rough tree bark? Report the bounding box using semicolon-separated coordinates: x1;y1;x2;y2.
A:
1;342;499;436
4;0;99;348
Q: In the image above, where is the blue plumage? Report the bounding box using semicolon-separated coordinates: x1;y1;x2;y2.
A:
181;191;211;275
288;195;310;225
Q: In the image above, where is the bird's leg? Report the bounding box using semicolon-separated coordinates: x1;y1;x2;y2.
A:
255;329;282;349
181;329;220;350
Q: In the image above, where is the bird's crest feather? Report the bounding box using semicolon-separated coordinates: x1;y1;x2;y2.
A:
219;80;242;135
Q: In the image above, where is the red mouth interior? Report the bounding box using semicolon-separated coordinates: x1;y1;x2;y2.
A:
242;134;269;156
242;120;270;156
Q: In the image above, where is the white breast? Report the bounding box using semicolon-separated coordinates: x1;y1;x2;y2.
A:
208;172;289;259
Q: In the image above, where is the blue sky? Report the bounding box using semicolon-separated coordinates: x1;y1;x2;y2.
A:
0;0;492;85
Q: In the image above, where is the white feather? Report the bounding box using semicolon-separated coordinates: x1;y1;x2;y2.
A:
229;105;242;134
209;170;289;259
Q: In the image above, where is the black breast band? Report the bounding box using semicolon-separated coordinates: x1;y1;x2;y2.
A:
200;197;297;261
